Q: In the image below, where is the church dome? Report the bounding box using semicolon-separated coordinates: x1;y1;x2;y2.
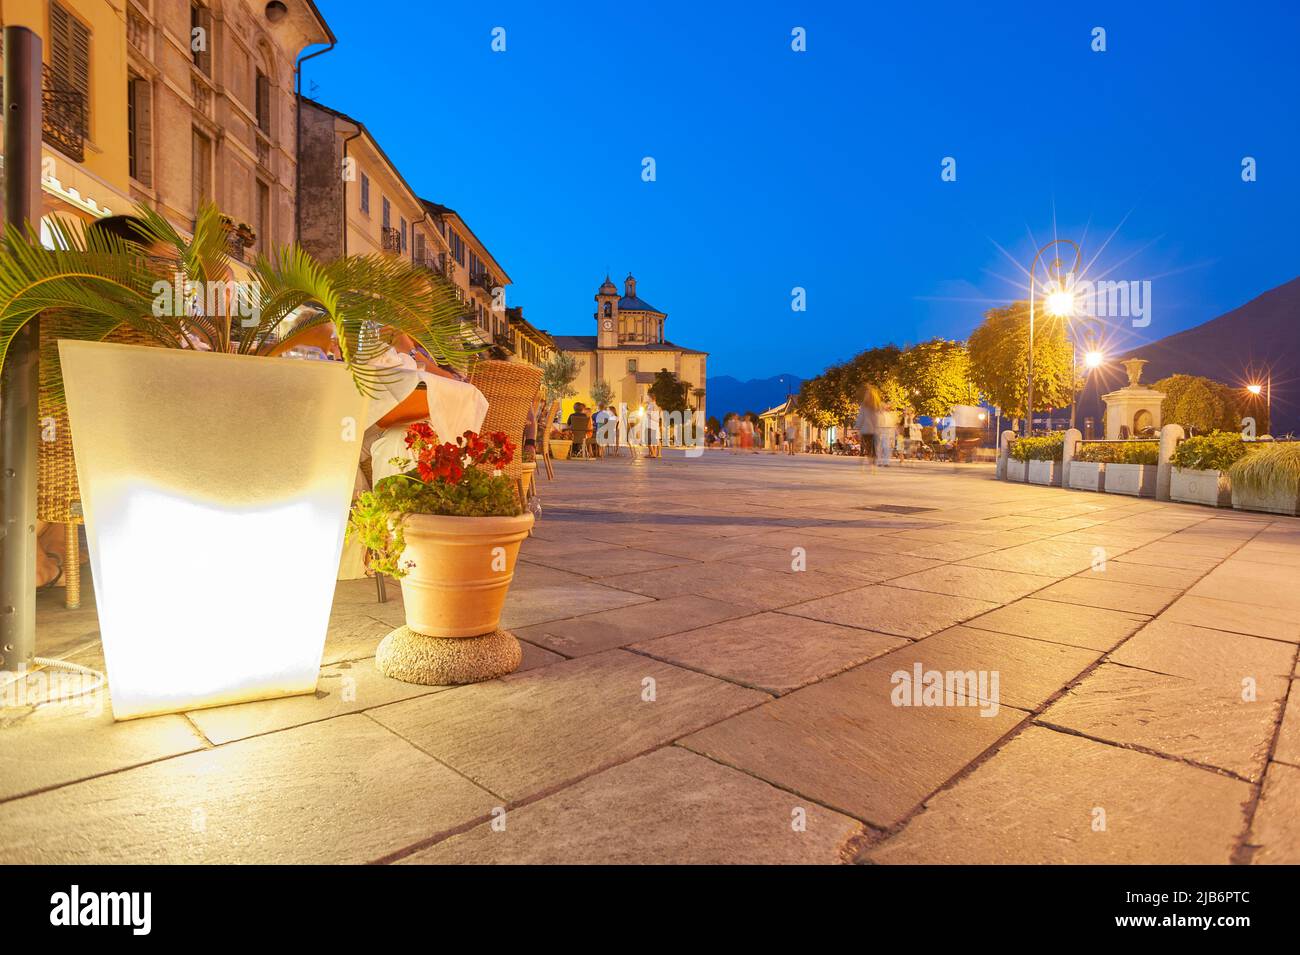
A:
597;274;618;296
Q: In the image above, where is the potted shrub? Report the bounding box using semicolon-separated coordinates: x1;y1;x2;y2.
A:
0;203;475;719
1170;431;1246;507
349;424;532;683
1102;441;1160;497
1228;442;1300;515
1014;433;1065;486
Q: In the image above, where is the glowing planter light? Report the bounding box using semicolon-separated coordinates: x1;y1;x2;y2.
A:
59;342;366;720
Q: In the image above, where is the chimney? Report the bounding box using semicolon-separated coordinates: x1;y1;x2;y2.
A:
625;273;637;298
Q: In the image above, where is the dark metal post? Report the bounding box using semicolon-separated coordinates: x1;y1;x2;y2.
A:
1;27;43;671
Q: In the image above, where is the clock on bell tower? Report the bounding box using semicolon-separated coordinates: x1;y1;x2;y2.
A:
595;274;620;348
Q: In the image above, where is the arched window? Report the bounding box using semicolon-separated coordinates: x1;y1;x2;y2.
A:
602;302;611;317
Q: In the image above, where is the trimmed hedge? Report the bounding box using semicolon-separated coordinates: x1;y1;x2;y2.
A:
1010;432;1064;462
1075;441;1159;465
1171;431;1247;472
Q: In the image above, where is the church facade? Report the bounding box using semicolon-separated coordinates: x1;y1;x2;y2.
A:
554;274;708;420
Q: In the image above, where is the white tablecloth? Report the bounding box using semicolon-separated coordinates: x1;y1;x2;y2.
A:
361;350;488;485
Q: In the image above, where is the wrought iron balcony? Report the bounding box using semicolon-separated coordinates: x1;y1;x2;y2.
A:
381;227;403;254
471;271;496;292
0;67;88;162
492;331;515;353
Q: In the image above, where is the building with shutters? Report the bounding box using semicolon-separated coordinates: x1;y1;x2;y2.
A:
0;0;332;256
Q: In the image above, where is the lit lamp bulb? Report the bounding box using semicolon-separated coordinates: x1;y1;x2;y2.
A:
1247;383;1263;396
1046;289;1074;317
1084;350;1104;370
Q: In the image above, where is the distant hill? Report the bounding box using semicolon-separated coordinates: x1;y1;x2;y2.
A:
1078;276;1299;435
707;374;804;418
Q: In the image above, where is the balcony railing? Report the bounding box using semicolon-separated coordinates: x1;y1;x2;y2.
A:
492;332;515;353
0;67;88;162
471;271;496;292
381;227;403;254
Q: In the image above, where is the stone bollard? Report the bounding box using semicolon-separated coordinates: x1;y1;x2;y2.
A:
1061;428;1081;489
997;429;1015;479
1157;423;1184;502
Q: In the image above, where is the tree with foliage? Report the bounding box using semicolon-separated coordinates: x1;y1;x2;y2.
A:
648;367;689;414
967;302;1073;420
706;415;721;433
1153;374;1259;435
796;365;859;429
894;338;978;418
589;378;614;411
540;351;582;404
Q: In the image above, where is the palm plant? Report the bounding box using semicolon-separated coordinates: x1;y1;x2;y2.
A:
0;201;478;405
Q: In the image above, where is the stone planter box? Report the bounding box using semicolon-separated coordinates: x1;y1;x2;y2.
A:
550;440;571;460
1170;467;1232;508
1027;459;1062;486
1005;459;1028;482
1105;463;1157;497
1068;461;1105;492
1231;482;1300;516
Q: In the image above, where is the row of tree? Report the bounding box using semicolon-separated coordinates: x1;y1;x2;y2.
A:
796;303;1075;429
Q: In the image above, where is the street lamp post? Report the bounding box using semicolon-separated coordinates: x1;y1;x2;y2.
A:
1025;239;1080;436
1247;375;1272;433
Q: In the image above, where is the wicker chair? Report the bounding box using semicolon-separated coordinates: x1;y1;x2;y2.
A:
468;360;543;507
37;325;160;609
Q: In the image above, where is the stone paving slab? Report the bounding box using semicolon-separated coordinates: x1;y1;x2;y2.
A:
500;562;654;630
867;726;1252;864
369;649;767;803
630;611;907;695
520;543;697;578
514;594;752;657
1039;663;1283;781
893;625;1102;711
783;584;1000;639
1074;559;1208;591
1247;763;1300;864
602;560;863;611
1161;594;1300;644
0;715;495;863
1032;576;1183;616
680;657;1022;827
186;641;563;746
402;746;866;864
0;694;205;803
962;597;1149;652
885;564;1057;604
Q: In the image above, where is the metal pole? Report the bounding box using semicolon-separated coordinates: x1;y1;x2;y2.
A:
1;27;43;672
1025;288;1034;436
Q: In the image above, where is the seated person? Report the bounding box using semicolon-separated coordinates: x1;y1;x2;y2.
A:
566;403;591;455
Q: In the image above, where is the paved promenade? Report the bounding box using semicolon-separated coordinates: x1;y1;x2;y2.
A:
3;451;1297;863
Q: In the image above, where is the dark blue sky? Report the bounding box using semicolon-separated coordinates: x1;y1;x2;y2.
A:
307;0;1299;380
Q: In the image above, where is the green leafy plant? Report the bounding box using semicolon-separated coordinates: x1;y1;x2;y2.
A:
1171;431;1247;472
589;378;614;411
1075;441;1159;465
1228;442;1300;497
0;201;477;405
540;351;582;404
348;424;521;578
649;368;689;415
1010;432;1064;462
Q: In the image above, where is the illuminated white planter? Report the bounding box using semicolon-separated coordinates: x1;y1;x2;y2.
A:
59;342;366;720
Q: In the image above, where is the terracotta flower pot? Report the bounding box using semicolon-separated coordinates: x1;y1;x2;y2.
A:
397;511;535;637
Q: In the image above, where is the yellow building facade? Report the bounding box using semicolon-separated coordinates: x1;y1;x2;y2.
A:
1;0;332;252
556;273;707;420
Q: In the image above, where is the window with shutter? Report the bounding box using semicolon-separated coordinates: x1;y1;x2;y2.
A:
191;2;212;76
192;128;212;215
359;173;370;213
50;3;91;109
128;75;153;186
255;70;271;135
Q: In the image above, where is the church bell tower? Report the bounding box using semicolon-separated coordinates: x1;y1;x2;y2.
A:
595;274;620;348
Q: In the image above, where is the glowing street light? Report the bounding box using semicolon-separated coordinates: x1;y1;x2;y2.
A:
1026;239;1081;436
1245;375;1271;433
1084;350;1104;370
1246;383;1263;396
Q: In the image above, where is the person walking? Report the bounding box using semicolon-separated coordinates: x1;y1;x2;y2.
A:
645;397;662;459
856;383;897;466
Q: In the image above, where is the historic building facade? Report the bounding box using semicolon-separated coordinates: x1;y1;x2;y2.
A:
555;274;707;419
1;0;333;259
